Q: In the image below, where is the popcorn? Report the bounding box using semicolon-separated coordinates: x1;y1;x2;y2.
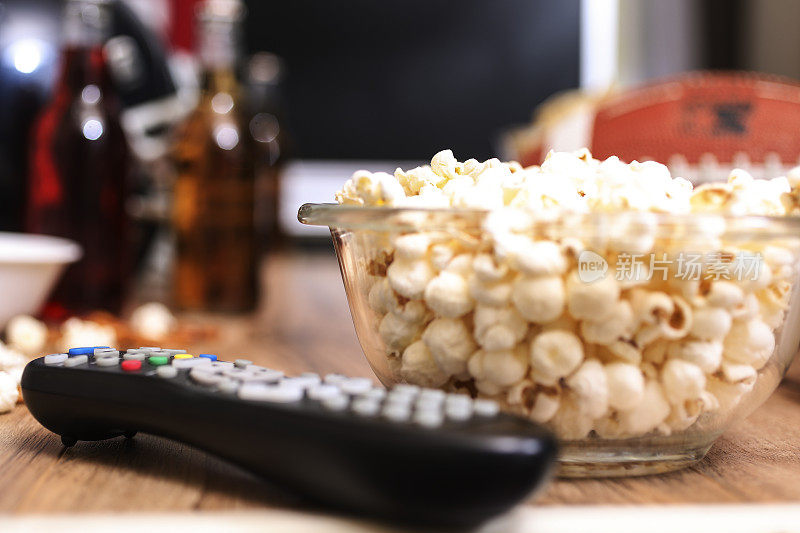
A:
5;315;47;355
387;258;435;299
0;371;19;413
421;318;476;377
529;330;584;386
566;271;620;321
401;341;448;387
424;271;474;318
511;275;565;324
723;319;775;369
565;359;608;419
604;362;645;411
472;304;528;351
60;318;117;353
130;302;175;341
341;149;800;441
468;345;529;394
689;306;732;341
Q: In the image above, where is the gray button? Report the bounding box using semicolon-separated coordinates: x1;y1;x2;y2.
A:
307;384;341;401
162;349;187;355
238;383;303;403
94;348;118;356
415;396;444;411
156;366;178;379
414;410;444;428
283;375;320;389
445;402;473;421
217;379;239;394
473;399;500;417
95;356;119;367
190;368;226;386
321;394;349;411
351;397;380;417
323;373;347;385
139;346;161;351
44;353;68;365
445;394;472;408
419;388;446;401
394;384;420;396
386;390;415;406
382;404;411;423
234;359;252;368
363;388;387;401
64;355;88;367
123;352;146;361
340;377;373;395
210;361;235;372
172;357;212;369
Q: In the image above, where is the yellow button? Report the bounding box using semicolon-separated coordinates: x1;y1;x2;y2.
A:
174;353;194;359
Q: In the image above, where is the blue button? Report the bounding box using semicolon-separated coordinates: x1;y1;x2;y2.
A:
68;347;95;355
199;354;218;361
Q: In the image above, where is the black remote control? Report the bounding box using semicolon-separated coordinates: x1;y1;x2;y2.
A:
21;347;557;526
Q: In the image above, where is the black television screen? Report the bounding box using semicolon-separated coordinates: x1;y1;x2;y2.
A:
244;0;580;160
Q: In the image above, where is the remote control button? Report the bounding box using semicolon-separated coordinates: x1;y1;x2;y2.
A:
234;359;252;368
199;353;217;361
245;368;284;382
139;346;161;351
123;352;145;361
414;410;444;428
445;394;472;408
173;353;194;360
323;373;347;385
44;353;68;365
210;361;235;371
68;347;95;356
217;379;239;394
394;384;420;396
362;388;387;401
283;375;320;389
156;366;178;379
300;372;321;380
148;356;169;366
340;377;373;396
382;403;411;423
307;384;341;400
415;396;444;411
351;397;380;417
419;388;446;401
321;394;348;411
94;348;118;356
190;368;226;386
162;349;187;355
96;357;119;367
121;360;142;372
147;349;171;357
172;357;211;369
473;399;500;417
445;401;473;421
64;355;88;367
385;390;415;406
238;383;303;403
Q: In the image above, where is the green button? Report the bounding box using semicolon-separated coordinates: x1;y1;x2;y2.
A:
149;356;169;366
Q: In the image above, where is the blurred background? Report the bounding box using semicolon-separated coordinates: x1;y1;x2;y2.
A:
1;0;799;326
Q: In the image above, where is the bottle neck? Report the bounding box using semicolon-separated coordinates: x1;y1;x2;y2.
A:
57;0;111;94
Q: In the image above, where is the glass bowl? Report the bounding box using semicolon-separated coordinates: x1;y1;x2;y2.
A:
299;202;800;477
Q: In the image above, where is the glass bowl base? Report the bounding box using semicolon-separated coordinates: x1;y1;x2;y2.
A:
556;442;713;478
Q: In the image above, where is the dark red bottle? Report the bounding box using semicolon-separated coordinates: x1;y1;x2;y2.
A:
27;0;130;317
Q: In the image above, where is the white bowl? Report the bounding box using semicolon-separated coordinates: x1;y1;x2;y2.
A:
0;233;82;329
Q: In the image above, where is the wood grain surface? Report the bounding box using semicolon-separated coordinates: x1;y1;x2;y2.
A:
3;250;800;514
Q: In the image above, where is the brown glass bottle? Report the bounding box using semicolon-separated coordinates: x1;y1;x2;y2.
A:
172;0;257;312
27;0;130;318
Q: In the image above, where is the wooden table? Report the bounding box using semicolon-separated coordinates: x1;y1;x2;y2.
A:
3;250;800;517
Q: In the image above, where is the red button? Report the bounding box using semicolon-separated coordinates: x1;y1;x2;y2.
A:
121;360;142;372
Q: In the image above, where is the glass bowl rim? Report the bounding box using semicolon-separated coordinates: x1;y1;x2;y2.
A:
298;202;800;238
